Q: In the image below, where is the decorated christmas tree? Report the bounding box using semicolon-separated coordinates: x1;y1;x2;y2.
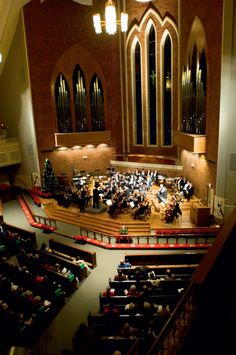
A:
42;158;57;193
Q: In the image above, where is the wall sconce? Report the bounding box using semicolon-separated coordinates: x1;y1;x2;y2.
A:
82;155;88;161
191;163;195;168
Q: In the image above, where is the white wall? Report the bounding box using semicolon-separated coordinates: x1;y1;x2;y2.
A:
0;11;39;188
216;0;236;219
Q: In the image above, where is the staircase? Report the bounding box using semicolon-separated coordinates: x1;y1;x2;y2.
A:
43;202;150;236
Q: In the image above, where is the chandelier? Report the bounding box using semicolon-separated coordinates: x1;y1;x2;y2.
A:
93;0;128;35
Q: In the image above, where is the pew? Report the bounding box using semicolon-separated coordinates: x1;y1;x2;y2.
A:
124;251;206;267
36;249;87;281
109;279;190;291
17;252;76;296
99;294;180;313
88;312;170;337
1;222;37;249
49;238;97;269
117;266;196;279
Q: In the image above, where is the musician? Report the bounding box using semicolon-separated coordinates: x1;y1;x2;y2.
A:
156;184;168;203
78;187;87;213
92;186;100;209
183;181;194;201
164;200;182;223
133;201;149;220
108;198;119;218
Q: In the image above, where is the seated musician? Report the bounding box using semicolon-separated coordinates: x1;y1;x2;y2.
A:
133;201;148;220
156;183;168;203
164;199;182;223
108;198;119;218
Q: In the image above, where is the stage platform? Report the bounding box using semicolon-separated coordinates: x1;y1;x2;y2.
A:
41;195;203;237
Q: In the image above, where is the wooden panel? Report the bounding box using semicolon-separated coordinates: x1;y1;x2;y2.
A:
54;131;112;147
0;138;22;167
190;204;210;226
174;131;207;153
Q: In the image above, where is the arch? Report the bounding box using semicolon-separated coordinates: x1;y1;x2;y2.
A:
126;7;178;50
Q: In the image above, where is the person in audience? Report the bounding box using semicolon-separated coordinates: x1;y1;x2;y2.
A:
127;284;140;296
120;322;138;338
165;269;175;280
102;286;115;297
118;259;132;268
72;322;93;355
114;270;128;281
103;303;120;321
113;351;122;355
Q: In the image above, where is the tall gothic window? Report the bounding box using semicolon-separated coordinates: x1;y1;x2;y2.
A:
163;34;172;145
148;25;157;145
90;75;105;131
73;65;87;132
55;73;72;133
134;41;143;144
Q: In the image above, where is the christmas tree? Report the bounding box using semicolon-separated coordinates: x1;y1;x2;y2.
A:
42;158;57;193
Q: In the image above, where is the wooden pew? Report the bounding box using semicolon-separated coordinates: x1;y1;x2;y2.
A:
117;266;196;279
35;248;88;281
16;253;76;296
49;238;97;269
99;294;180;313
109;278;190;290
1;222;37;248
88;312;170;337
125;251;206;267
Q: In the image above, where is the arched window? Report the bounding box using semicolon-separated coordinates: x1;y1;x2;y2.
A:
90;75;104;131
148;25;157;145
134;41;143;145
163;34;172;145
73;65;87;132
55;73;72;133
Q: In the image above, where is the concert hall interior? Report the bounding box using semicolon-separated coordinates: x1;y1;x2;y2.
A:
0;1;236;355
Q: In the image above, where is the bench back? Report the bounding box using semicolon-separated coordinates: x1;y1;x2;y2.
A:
49;238;97;268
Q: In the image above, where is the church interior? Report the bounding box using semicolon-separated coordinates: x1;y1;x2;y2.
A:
0;0;236;354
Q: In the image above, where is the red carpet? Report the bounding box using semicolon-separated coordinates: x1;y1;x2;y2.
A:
73;235;211;250
17;195;56;232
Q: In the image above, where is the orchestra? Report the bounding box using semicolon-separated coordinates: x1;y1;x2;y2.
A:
53;168;193;224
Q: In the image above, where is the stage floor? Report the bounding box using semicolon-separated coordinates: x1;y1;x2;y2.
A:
41;191;198;233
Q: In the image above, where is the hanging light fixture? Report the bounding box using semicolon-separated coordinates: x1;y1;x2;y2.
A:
93;0;128;35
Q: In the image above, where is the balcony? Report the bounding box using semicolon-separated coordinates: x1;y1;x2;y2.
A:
0;137;22;167
54;131;112;148
174;131;207;154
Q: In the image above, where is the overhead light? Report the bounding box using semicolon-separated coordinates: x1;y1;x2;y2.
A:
93;0;128;35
